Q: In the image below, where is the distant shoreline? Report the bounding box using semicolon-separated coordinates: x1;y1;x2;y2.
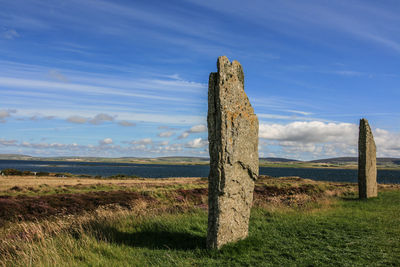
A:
1;157;399;170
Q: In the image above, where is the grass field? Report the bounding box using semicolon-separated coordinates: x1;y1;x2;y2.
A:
0;175;399;266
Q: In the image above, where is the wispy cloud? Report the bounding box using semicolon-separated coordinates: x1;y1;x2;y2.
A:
251;96;319;114
0;59;207;125
28;115;54;121
48;69;68;82
0;138;18;146
0;109;17;122
89;113;114;125
15;108;204;125
2;29;19;39
130;138;153;145
188;124;207;133
1;0;399;159
158;131;175;138
0;77;192;102
188;0;400;54
67;115;87;124
53;42;94;56
118;121;136;127
178;132;189;140
257;113;330;123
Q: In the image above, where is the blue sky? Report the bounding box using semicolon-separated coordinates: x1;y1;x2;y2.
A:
1;0;400;160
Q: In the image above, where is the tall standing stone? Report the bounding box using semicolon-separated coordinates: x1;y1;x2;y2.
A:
207;56;259;249
358;118;377;198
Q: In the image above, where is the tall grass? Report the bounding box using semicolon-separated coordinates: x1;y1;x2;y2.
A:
1;190;399;266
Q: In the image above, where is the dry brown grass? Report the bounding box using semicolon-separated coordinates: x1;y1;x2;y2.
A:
0;195;189;266
0;175;206;191
0;206;131;266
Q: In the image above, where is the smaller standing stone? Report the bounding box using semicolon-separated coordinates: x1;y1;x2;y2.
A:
358;118;377;198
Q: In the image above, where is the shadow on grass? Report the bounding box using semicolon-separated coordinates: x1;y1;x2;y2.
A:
91;224;206;251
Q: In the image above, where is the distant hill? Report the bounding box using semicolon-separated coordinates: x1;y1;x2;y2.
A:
310;157;400;165
0;154;209;164
310;157;357;164
0;154;33;160
1;154;398;166
155;157;209;162
260;157;300;163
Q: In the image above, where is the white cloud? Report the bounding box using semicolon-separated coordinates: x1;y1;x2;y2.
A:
185;138;208;148
178;124;207;139
99;138;113;145
258;120;400;159
258;121;359;159
374;128;400;157
67;115;87;124
158;131;175;138
188;124;207;133
131;138;153;145
259;121;358;144
118;121;136;127
89;113;115;124
178;132;190;139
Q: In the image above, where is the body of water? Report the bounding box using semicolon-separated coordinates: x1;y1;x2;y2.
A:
1;160;399;184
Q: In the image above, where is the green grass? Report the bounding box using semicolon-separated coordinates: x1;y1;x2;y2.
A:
2;191;399;266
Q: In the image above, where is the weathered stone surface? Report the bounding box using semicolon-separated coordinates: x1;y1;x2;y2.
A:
207;56;259;249
358;118;377;198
